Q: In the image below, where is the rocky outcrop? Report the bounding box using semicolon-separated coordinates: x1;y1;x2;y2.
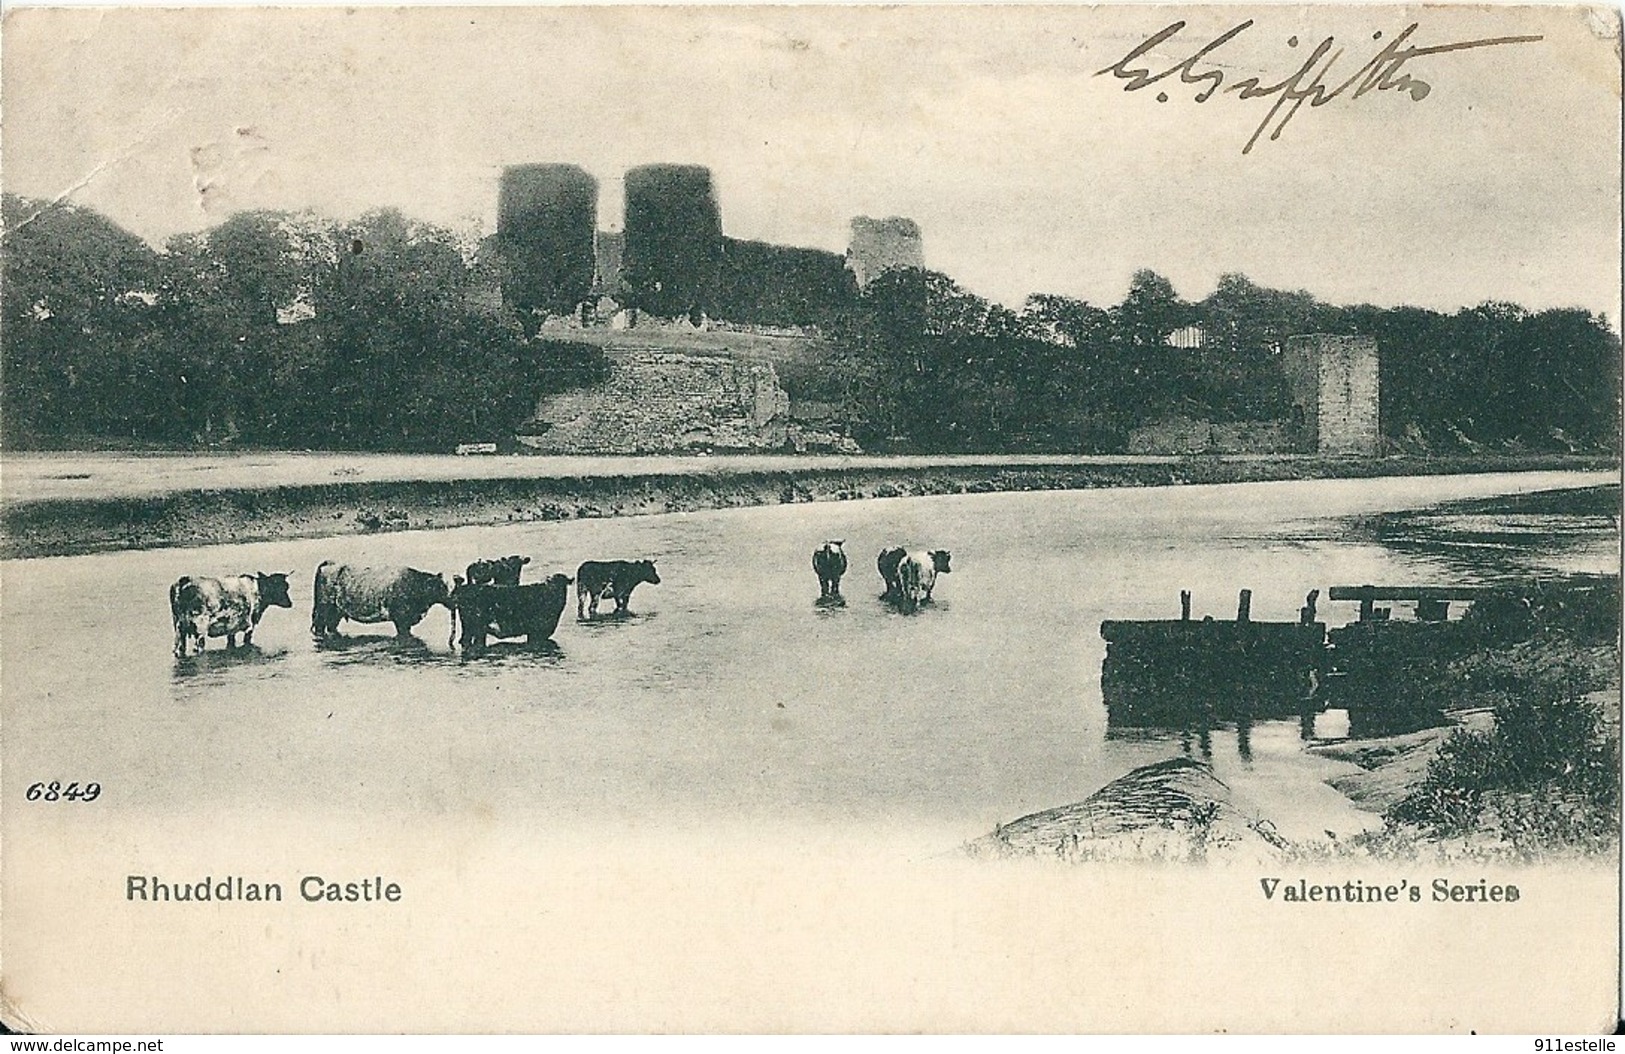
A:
521;349;792;453
965;757;1291;864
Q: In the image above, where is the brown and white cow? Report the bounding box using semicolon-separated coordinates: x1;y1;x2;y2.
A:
894;550;952;612
170;572;294;658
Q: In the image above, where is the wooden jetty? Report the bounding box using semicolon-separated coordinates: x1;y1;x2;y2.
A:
1100;590;1326;728
1100;576;1619;737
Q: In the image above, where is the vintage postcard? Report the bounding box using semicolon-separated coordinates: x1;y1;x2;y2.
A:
1;3;1620;1035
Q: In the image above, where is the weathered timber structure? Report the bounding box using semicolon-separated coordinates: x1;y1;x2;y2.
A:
1100;590;1326;729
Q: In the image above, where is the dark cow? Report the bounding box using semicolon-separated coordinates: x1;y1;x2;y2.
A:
453;574;572;654
877;546;907;600
465;555;530;586
311;562;457;640
170;573;294;658
812;540;848;599
575;559;661;619
894;550;952;612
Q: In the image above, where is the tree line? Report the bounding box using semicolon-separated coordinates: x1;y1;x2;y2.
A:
2;195;607;450
3;194;1617;454
824;267;1621;454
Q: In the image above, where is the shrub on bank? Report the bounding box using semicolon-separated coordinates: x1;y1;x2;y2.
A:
1385;688;1620;856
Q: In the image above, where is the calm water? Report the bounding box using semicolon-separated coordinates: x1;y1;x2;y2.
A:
3;471;1614;845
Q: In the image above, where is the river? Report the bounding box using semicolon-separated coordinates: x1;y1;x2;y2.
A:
3;470;1615;851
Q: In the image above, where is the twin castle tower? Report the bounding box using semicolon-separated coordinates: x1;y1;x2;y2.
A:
496;163;923;330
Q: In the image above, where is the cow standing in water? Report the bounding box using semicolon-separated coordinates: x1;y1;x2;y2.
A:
170;573;294;658
575;559;661;619
813;541;848;600
464;555;530;586
311;562;458;640
893;550;953;613
877;547;908;601
453;574;572;654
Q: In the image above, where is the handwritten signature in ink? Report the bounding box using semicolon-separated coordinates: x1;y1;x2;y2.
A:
1096;21;1544;154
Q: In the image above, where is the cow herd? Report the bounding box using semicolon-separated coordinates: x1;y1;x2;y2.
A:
810;541;952;612
168;539;952;660
169;555;662;659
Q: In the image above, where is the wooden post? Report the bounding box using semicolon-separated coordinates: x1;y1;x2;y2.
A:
1180;590;1192;621
1237;589;1252;623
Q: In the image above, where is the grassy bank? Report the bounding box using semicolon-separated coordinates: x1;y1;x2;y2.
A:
0;453;1613;560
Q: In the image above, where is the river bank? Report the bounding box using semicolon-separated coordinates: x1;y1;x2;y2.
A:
1;452;1612;560
970;581;1622;866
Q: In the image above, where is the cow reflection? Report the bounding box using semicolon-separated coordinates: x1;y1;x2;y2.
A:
455;639;565;666
170;643;287;684
315;632;447;668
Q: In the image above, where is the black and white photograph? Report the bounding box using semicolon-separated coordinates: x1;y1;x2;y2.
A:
0;3;1620;1034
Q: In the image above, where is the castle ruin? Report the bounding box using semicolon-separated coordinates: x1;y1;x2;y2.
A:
501;161;879;453
845;216;925;288
1282;334;1381;455
496;164;598;331
622;164;724;320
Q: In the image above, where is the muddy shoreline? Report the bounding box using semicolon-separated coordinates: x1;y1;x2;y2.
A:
1;453;1612;560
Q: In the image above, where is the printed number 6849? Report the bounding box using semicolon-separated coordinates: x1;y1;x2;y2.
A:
25;781;101;802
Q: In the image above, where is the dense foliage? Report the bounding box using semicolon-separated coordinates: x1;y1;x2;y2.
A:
715;238;856;329
2;196;607;450
826;268;1621;454
3;193;1616;454
1387;684;1620;855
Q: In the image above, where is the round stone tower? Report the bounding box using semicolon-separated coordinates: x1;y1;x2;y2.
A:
497;163;598;330
622;164;723;320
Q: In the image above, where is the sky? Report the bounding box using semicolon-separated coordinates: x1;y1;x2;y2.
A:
3;4;1620;320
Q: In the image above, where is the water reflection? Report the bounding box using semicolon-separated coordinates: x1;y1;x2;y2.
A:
455;639;565;668
1353;484;1620;579
171;643;287;683
11;472;1612;831
573;610;658;631
315;632;451;667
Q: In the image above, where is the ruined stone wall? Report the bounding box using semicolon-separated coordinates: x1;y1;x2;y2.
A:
1126;417;1294;455
520;349;793;453
1125;416;1212;455
1209;420;1293;454
846;216;924;287
717;237;855;326
593;230;625;297
1283;335;1381;455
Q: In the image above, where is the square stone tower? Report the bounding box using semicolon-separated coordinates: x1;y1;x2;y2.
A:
845;216;924;288
1281;335;1380;455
